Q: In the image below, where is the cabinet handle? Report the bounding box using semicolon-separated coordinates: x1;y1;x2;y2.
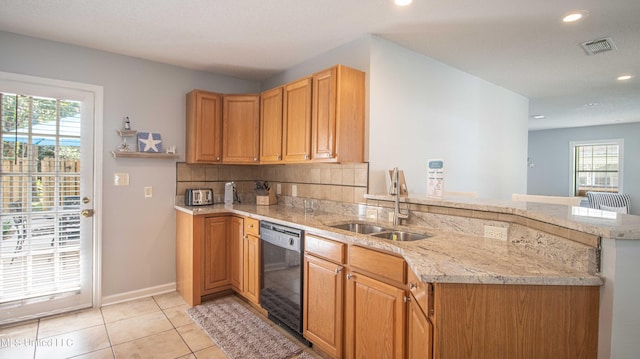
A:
277;155;281;160
409;282;417;290
254;157;258;161
304;154;309;160
249;224;254;228
243;235;248;239
216;156;220;161
335;267;342;274
346;273;353;280
404;296;411;303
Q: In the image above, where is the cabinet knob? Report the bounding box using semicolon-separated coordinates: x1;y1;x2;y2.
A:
409;282;417;290
346;273;353;280
304;154;309;160
276;155;281;160
249;224;254;228
216;156;220;161
404;296;411;303
335;267;342;274
254;157;258;161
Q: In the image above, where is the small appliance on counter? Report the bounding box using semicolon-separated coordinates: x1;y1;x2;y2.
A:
224;182;236;205
185;188;213;206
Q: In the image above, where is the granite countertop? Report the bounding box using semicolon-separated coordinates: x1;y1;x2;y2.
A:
364;194;640;240
175;203;604;287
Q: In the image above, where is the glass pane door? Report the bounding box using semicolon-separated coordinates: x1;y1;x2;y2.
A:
0;87;94;324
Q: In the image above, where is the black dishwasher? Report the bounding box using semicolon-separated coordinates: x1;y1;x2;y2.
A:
259;221;309;344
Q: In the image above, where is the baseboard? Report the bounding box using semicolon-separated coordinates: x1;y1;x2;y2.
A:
101;282;176;307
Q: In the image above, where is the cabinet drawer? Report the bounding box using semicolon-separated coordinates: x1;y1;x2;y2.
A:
305;234;345;264
244;217;259;236
349;246;406;284
408;268;432;317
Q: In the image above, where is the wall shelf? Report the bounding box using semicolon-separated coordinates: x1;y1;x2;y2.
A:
111;151;178;159
113;128;177;159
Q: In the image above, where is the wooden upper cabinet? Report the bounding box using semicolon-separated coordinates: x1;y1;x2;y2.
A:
283;77;312;163
312;65;365;163
186;90;223;163
260;87;284;163
222;95;260;164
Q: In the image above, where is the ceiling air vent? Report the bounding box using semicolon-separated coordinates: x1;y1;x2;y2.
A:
580;37;617;55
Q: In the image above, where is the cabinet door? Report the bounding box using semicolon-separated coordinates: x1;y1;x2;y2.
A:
304;255;344;358
260;87;283;163
408;295;432;359
186;90;223;163
203;216;230;291
312;65;365;163
345;271;405;359
229;216;244;292
282;77;312;162
312;67;337;161
222;95;260;163
243;233;260;304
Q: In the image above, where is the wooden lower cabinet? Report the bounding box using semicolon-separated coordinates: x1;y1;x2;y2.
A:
202;216;232;292
303;234;346;358
407;293;432;359
176;212;253;307
228;216;244;292
432;283;600;359
345;270;406;359
242;219;260;305
304;254;344;358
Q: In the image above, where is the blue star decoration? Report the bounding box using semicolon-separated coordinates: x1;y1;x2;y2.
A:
137;132;163;153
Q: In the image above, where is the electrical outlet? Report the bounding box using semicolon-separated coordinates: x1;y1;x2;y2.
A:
388;212;394;222
291;185;297;197
366;208;378;220
144;186;153;198
276;183;282;195
484;225;507;241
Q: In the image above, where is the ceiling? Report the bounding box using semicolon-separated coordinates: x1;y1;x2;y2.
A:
1;0;638;131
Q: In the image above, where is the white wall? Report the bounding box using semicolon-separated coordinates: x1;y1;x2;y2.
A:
368;37;529;199
0;31;260;298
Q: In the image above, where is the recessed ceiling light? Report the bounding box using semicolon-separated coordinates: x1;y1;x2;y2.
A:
532;115;545;119
617;75;634;81
395;0;412;6
584;102;598;107
563;10;588;23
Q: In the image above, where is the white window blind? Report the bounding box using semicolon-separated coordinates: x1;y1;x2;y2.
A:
573;142;620;196
1;92;82;304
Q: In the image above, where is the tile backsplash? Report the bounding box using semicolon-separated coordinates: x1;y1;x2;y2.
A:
176;162;369;205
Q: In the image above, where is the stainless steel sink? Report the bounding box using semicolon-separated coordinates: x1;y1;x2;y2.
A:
329;222;430;241
370;231;431;241
330;222;390;234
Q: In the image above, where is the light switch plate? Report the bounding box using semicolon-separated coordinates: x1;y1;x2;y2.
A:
144;186;153;198
114;172;129;186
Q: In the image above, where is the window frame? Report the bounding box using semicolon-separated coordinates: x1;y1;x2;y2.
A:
569;139;624;197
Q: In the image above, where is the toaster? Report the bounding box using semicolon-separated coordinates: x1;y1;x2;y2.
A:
185;188;213;206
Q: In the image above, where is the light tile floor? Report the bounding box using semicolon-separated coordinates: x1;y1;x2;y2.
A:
0;292;322;359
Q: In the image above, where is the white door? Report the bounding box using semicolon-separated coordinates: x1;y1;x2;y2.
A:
0;73;101;324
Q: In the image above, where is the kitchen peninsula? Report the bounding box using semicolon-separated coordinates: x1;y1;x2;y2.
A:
175;195;640;358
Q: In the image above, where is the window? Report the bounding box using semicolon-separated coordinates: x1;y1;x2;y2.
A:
571;139;623;196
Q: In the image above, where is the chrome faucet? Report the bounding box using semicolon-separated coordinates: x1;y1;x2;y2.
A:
391;167;409;226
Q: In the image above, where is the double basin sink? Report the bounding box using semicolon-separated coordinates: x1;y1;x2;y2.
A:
330;222;430;241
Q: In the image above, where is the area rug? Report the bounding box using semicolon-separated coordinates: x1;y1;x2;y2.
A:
187;296;312;359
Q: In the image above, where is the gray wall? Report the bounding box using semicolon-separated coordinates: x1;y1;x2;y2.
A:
0;31;260;299
528;122;640;214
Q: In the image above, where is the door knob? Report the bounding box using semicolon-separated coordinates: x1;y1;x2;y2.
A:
81;209;94;218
